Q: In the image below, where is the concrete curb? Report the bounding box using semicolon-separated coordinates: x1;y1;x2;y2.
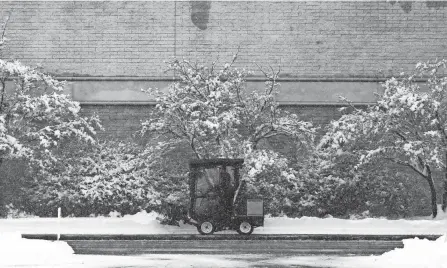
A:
21;234;442;241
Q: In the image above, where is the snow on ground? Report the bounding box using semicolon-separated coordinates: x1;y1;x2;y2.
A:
0;232;251;268
1;208;446;267
1;207;446;267
268;235;447;268
374;235;447;268
1;208;447;235
0;232;77;267
0;232;247;267
1;235;447;267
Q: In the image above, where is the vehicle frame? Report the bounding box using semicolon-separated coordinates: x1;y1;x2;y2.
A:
186;158;264;235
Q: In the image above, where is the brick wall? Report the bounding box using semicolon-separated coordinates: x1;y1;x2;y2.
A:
80;104;154;139
2;1;447;78
2;1;447;137
1;1;176;77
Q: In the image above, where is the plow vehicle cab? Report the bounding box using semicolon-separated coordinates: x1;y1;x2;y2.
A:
186;158;264;235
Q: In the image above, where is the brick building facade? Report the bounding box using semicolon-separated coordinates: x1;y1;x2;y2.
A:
1;1;447;138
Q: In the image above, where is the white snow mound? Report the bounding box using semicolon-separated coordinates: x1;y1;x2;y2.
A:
121;210;161;224
0;232;76;266
434;205;447;220
372;234;447;268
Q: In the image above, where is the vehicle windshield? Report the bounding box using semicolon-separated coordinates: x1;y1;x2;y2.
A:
195;166;234;197
193;165;235;218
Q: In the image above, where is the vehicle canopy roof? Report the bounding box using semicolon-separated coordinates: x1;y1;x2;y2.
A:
189;158;244;169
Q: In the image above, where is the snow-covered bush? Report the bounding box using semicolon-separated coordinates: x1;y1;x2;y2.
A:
21;140;185;218
242;149;299;215
4;203;37;218
320;59;447;217
295;154;419;218
233;148;413;218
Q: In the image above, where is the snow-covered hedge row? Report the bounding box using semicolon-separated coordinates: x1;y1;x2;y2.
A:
17;140;189;221
1;138;423;220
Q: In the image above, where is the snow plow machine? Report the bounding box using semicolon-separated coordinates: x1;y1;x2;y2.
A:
185;158;264;235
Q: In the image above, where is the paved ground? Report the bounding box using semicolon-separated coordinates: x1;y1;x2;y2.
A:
23;234;440;255
66;239;404;255
14;234;438;267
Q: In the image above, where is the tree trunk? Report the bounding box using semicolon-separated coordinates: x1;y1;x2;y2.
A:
425;166;438;218
0;158;4;217
443;154;447;212
442;178;447;212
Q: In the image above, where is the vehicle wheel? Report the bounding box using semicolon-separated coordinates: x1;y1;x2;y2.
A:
197;221;215;235
237;221;254;235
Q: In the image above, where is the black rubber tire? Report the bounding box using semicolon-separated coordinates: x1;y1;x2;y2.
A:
197;221;215;235
236;221;254;235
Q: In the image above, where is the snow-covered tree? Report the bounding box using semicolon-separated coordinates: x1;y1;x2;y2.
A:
142;56;315;159
0;59;101;164
141;56;316;215
320;59;447;218
0;19;101;211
